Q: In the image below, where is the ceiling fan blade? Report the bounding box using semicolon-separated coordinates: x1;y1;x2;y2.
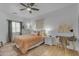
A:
31;8;39;11
20;3;27;7
29;11;32;13
20;8;26;11
30;3;35;6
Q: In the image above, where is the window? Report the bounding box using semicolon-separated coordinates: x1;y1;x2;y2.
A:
12;22;20;33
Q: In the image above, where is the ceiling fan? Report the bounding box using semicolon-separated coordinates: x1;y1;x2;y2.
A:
20;3;39;13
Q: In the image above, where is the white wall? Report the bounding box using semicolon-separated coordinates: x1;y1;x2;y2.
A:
0;12;26;43
0;7;25;43
24;4;78;38
78;17;79;38
78;4;79;38
42;4;78;38
0;12;8;43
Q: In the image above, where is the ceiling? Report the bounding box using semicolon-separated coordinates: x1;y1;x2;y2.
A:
0;3;75;19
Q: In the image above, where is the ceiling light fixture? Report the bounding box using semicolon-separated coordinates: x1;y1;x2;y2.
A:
20;3;39;13
27;8;31;11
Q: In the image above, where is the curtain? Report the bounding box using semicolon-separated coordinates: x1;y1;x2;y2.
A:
8;20;12;42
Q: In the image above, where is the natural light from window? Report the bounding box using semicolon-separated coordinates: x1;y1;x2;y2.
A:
12;22;20;33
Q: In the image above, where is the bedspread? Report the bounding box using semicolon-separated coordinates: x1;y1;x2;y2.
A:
14;35;44;54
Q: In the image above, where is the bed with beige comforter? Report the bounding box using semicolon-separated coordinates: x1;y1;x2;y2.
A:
14;35;44;54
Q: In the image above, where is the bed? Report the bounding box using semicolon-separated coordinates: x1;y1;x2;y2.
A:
14;34;44;54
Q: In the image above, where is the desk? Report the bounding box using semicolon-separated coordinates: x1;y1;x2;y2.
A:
58;36;76;55
48;32;75;55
